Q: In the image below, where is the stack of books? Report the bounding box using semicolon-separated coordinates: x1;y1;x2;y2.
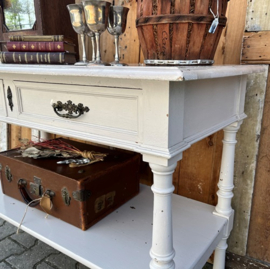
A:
0;35;77;65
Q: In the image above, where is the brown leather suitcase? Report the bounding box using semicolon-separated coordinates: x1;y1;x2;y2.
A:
0;139;140;230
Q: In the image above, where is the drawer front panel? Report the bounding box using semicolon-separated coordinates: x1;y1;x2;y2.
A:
14;81;142;141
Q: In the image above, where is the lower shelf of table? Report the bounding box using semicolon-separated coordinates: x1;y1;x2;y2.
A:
0;183;227;269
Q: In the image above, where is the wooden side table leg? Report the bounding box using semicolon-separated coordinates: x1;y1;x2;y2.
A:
213;121;242;269
149;163;177;269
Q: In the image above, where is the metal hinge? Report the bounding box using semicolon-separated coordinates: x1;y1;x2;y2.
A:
72;190;91;202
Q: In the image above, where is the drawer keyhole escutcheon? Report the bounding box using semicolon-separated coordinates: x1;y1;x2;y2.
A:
7;86;13;111
52;100;90;119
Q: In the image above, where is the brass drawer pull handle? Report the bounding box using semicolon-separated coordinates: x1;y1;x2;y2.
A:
52;100;90;119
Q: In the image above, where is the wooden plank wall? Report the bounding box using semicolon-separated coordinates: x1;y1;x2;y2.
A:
247;68;270;263
242;0;270;264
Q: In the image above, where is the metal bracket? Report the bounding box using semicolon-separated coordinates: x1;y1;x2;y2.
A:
72;190;91;202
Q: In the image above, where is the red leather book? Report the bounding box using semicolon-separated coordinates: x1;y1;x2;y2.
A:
7;41;75;53
0;52;76;64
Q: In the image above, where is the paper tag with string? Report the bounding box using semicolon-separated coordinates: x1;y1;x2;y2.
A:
17;192;53;234
209;0;219;34
40;193;53;215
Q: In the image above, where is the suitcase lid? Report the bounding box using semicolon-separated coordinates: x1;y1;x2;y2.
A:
0;138;139;182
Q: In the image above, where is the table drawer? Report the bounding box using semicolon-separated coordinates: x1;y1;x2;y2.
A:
11;81;142;141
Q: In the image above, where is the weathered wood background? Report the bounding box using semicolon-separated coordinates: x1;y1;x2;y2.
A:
6;0;270;265
243;0;270;264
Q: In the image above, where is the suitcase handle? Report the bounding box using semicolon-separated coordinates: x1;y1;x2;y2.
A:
18;179;40;207
18;179;55;207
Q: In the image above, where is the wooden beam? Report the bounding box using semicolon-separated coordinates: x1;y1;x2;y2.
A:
242;32;270;64
214;0;248;65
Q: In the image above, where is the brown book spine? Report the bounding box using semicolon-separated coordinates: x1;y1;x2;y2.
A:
7;42;73;52
0;52;76;64
9;35;64;42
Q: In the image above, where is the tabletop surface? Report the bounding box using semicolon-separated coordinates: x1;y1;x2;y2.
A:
0;64;266;81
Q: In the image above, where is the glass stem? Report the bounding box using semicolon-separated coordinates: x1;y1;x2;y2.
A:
114;34;120;63
91;36;96;61
80;34;87;62
95;33;101;62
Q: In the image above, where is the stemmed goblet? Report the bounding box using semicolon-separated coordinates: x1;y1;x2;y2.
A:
67;3;95;65
82;0;111;66
107;6;129;66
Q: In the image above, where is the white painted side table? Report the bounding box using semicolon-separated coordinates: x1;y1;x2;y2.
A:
0;65;265;269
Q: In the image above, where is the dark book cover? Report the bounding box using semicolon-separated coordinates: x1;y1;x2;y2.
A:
0;52;76;65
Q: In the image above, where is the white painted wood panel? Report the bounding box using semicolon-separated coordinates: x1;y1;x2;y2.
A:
0;184;227;269
183;77;242;139
14;81;142;142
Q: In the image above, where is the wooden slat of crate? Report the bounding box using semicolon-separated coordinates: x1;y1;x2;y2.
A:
242;32;270;64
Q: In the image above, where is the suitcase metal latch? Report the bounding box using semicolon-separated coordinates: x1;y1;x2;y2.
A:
61;187;71;206
30;176;44;197
72;190;91;202
5;166;12;182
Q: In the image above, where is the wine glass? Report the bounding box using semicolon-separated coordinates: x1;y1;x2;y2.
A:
82;0;111;66
107;6;129;66
67;3;95;65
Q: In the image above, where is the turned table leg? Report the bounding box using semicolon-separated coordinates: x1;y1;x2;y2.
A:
213;121;242;269
149;163;177;269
